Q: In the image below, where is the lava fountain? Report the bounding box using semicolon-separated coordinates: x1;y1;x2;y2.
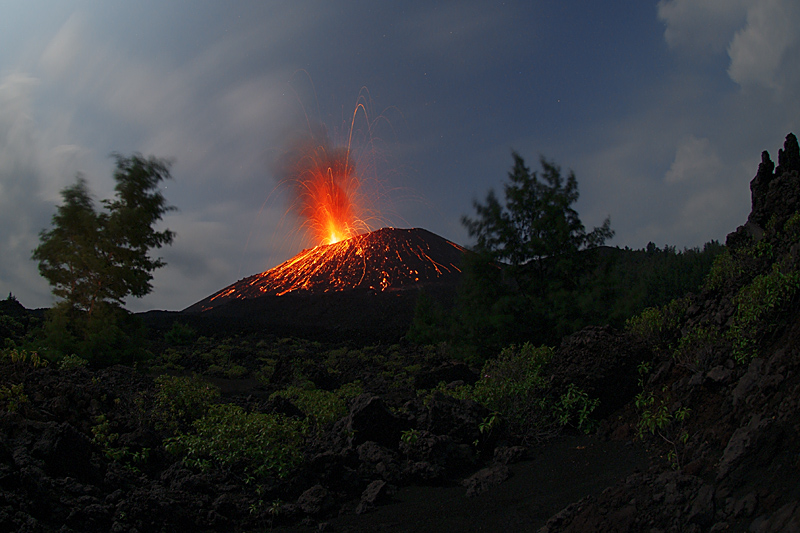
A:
286;139;369;246
276;90;389;249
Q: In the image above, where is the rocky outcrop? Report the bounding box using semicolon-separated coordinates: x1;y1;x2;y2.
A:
543;133;800;532
731;132;800;245
548;325;649;419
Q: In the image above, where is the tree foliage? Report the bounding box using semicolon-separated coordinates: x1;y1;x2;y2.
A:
32;153;175;316
453;153;613;356
462;153;613;296
408;153;724;363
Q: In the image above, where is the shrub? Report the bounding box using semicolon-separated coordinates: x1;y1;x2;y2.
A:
153;374;220;432
625;298;686;354
0;383;28;412
672;325;723;372
164;403;306;479
164;321;196;345
728;263;800;363
436;343;600;441
269;382;363;429
703;249;740;291
57;353;89;370
225;364;248;379
554;383;599;434
633;362;691;468
0;348;47;368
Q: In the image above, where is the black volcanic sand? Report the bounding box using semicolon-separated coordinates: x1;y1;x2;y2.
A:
276;435;648;532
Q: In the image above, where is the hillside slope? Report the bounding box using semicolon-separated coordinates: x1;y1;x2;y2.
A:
541;133;800;531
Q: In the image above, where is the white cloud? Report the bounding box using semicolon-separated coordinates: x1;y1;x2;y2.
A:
658;0;800;95
664;135;722;184
39;13;84;78
727;0;800;91
657;0;750;55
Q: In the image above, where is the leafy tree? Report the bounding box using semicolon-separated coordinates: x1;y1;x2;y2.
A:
33;153;175;317
462;152;613;298
31;154;175;363
457;153;613;352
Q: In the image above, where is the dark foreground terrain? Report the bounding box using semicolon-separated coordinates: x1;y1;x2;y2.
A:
2;133;800;532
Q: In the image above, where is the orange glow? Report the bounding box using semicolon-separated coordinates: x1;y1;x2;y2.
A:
275;88;393;249
202;228;466;307
290;142;370;246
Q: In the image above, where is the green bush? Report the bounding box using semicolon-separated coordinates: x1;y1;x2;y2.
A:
634;367;691;469
164;321;196;345
153;374;220;432
728;263;800;363
37;302;149;366
672;325;722;372
0;383;28;412
225;364;248;379
270;381;363;428
436;343;600;440
554;383;599;434
164;404;306;479
625;298;686;354
703;249;740;291
0;348;48;368
57;353;89;370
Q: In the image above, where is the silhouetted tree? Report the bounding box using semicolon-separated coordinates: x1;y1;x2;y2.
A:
457;153;613;354
32;154;175;362
462;153;613;297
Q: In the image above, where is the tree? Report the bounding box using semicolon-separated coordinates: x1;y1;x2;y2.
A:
33;153;176;318
462;152;613;294
458;152;613;349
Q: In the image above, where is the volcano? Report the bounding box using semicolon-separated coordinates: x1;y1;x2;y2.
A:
180;228;466;339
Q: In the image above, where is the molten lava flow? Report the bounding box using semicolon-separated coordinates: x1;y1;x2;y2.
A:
189;228;467;312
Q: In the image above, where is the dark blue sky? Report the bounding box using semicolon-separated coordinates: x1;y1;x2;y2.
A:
1;0;798;310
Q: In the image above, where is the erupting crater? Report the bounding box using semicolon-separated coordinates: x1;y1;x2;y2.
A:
184;227;466;313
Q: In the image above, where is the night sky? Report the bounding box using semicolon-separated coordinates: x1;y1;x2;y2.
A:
1;1;798;311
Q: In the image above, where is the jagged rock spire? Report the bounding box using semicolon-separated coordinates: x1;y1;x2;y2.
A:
775;132;800;177
728;133;799;248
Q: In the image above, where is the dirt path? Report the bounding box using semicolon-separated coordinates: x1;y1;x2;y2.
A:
277;435;649;532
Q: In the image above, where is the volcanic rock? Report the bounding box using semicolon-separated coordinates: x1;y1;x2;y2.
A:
542;133;800;533
344;394;408;448
179;227;467;342
462;463;511;498
355;479;390;514
185;227;466;312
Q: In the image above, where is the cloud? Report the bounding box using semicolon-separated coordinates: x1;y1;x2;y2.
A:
727;0;800;92
0;73;52;306
658;0;800;95
657;0;750;55
664;135;722;184
395;2;512;70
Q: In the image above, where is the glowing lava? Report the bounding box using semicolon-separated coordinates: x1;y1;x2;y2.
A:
185;228;467;312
